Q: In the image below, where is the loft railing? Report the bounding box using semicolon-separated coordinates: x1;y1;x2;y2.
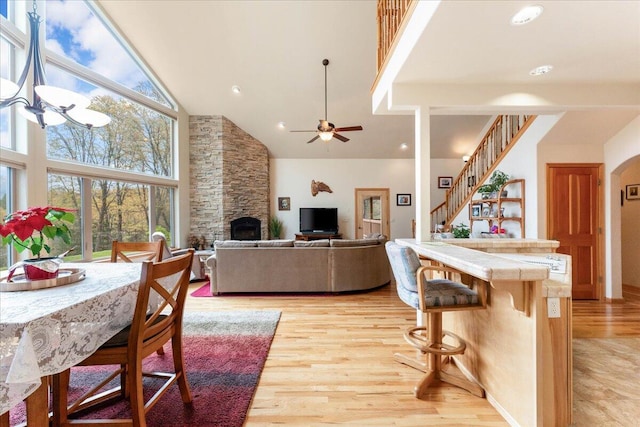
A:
376;0;414;72
430;115;536;230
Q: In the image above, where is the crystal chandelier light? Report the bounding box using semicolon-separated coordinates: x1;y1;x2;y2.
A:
0;2;110;129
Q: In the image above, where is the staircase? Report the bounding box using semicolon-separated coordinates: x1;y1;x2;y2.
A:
431;115;536;230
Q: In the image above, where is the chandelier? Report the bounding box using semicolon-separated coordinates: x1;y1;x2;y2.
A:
0;2;110;129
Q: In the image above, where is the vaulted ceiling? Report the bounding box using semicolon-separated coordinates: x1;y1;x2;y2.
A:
97;0;640;160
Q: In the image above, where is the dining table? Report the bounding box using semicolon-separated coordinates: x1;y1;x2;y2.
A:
0;262;143;426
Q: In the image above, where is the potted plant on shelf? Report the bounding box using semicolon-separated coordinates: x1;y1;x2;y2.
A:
452;223;471;238
477;170;510;199
268;217;283;239
1;206;76;280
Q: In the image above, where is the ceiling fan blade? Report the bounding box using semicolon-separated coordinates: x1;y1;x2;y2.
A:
334;125;363;132
333;133;349;142
306;135;320;144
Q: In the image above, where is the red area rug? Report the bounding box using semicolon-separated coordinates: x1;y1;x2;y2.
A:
10;311;280;426
190;281;212;297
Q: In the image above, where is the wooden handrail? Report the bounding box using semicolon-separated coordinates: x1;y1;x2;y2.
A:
431;201;447;230
430;115;536;230
376;0;414;72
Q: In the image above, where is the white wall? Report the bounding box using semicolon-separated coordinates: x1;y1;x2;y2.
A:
604;115;640;297
430;158;465;210
537;140;604;241
270;159;415;240
621;158;640;287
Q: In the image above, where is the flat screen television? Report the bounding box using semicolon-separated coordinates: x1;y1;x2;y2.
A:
299;208;339;234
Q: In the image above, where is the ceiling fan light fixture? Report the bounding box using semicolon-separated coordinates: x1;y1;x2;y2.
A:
292;58;362;144
319;131;333;142
511;5;543;25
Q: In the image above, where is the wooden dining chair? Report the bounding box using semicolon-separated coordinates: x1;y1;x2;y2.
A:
52;249;195;427
385;241;487;399
110;240;164;263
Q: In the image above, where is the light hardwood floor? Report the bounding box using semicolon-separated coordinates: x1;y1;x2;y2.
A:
185;282;640;426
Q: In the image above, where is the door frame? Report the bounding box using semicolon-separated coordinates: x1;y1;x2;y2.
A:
354;188;390;239
546;163;604;300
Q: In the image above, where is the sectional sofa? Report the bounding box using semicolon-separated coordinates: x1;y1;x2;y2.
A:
205;237;391;294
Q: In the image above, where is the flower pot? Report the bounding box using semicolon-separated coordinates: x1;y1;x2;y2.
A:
23;257;61;281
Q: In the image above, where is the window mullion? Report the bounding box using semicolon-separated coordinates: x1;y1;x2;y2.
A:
45;50;177;120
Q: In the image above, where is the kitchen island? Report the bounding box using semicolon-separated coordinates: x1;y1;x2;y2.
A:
396;238;572;427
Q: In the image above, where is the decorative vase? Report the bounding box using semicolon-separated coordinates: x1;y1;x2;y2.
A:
23;257;61;281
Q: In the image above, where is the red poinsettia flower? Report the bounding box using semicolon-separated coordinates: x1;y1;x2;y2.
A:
1;206;76;258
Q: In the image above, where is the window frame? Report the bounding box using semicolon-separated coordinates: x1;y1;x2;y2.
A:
0;0;181;263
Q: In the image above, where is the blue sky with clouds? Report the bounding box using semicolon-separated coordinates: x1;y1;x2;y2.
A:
44;0;147;94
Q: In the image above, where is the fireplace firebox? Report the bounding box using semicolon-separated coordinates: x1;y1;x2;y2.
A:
230;217;261;240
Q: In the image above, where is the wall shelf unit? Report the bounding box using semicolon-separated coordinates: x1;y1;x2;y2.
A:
469;179;525;237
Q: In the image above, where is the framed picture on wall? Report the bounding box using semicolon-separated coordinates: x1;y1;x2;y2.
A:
278;197;291;211
438;176;453;189
626;184;640;201
396;194;411;206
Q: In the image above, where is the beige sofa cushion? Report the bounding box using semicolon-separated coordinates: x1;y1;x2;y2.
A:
330;238;380;247
214;240;257;248
215;247;331;293
294;239;330;247
330;244;390;292
257;239;295;247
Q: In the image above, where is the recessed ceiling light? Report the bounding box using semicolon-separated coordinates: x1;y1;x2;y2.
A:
231;85;241;94
277;121;286;129
529;65;553;76
511;5;543;25
400;143;409;150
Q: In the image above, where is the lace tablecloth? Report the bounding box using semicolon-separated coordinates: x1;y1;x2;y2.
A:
0;262;142;415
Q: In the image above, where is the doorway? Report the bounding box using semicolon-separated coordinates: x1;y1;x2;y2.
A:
547;164;603;300
355;189;390;239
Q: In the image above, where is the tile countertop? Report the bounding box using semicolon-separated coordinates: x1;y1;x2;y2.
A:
493;252;573;298
395;239;573;298
432;237;560;252
396;239;550;282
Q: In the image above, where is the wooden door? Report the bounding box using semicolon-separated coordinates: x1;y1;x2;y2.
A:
355;189;390;239
547;164;602;300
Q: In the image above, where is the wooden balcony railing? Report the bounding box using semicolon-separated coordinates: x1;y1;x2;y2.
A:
430;115;536;230
376;0;414;72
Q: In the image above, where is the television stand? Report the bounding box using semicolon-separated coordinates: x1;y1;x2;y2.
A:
295;233;342;241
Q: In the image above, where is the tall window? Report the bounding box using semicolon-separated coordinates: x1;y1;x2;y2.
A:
0;165;12;269
0;0;179;263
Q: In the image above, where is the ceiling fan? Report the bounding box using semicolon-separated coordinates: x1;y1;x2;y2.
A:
291;59;363;144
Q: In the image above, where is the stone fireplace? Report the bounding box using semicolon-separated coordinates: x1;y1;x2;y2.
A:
189;116;269;242
230;217;261;240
